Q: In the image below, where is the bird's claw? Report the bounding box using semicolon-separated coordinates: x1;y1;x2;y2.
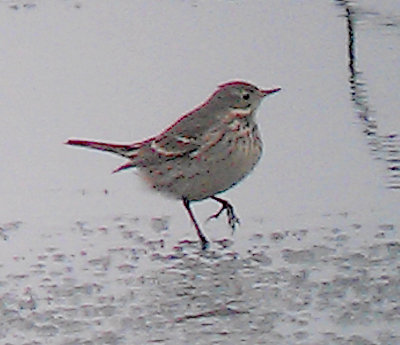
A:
207;202;240;234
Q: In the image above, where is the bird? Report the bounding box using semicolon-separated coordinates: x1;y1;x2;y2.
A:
66;81;281;249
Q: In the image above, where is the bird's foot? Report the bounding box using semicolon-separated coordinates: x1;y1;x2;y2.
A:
207;197;240;233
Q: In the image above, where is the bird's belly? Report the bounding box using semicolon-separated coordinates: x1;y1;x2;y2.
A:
140;134;262;201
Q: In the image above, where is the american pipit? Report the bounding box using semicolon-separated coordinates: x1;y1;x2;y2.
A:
67;81;280;249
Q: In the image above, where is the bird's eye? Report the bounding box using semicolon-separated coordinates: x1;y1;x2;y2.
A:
242;93;250;100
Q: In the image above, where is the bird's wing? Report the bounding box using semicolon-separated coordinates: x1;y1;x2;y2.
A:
148;133;201;158
147;122;229;163
140;108;213;160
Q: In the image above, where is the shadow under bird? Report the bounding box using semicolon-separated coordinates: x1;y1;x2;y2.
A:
66;81;281;249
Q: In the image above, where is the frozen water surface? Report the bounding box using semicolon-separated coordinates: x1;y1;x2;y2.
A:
0;0;399;344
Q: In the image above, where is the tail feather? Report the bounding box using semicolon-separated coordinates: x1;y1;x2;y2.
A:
112;161;136;173
65;139;140;159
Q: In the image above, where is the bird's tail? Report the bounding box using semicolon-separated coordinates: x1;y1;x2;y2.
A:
65;139;142;173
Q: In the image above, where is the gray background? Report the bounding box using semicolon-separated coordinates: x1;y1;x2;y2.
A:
0;0;399;344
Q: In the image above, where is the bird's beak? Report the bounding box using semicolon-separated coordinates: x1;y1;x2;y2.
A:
261;87;281;96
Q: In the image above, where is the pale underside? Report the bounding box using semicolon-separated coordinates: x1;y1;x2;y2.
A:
138;116;263;201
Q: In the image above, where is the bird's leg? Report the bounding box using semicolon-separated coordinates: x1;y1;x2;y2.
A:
207;196;240;233
182;197;209;250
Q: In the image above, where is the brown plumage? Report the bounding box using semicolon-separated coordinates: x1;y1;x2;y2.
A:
66;81;280;249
